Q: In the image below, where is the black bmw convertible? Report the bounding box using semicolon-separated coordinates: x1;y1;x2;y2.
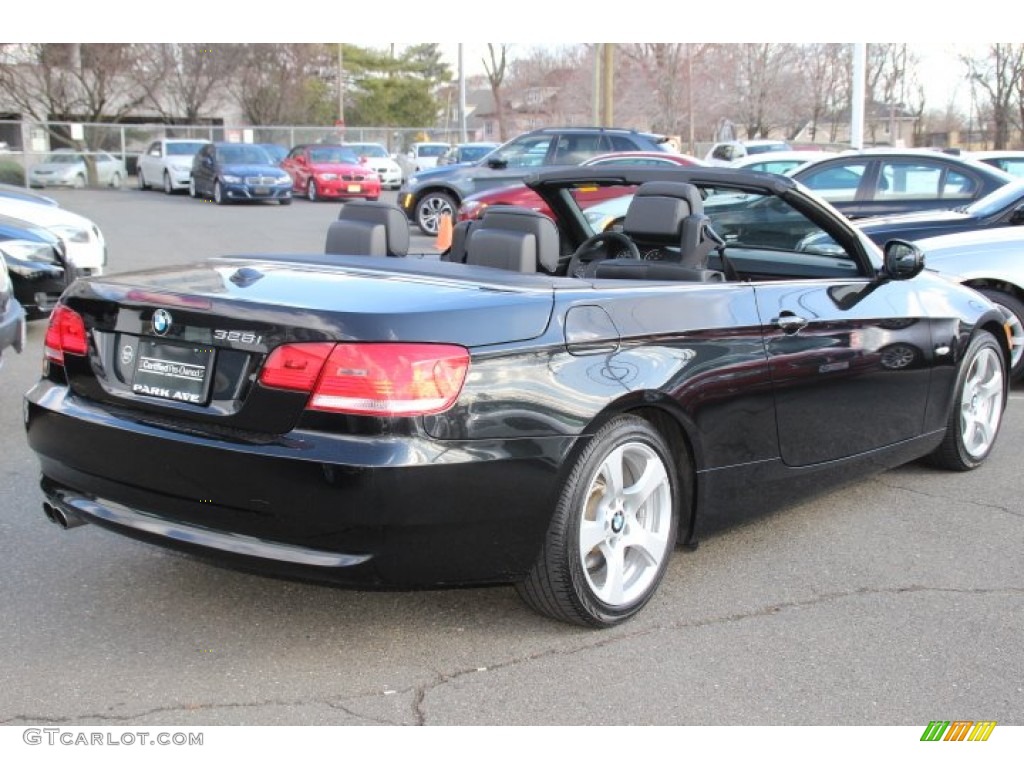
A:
24;166;1013;627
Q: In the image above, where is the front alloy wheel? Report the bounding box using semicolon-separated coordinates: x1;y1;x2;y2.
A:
930;331;1006;470
307;178;318;202
517;415;680;627
214;180;226;205
414;191;457;236
163;171;173;194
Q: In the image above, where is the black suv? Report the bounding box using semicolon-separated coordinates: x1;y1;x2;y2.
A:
398;127;671;234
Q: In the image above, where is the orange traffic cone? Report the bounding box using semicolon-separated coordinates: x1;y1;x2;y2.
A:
435;213;453;252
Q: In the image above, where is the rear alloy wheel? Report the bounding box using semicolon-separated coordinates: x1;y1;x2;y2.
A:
929;331;1006;471
163;171;174;194
213;180;226;205
307;179;318;202
516;415;680;627
977;288;1024;381
414;191;457;236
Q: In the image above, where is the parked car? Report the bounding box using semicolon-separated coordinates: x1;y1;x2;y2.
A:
458;151;703;223
835;179;1024;245
400;127;673;235
0;196;106;276
29;150;127;189
914;227;1024;380
343;142;403;189
729;150;836;174
970;150;1024;178
704;139;792;166
137;138;212;194
789;149;1014;218
25;165;1011;628
189;143;293;205
0;183;58;206
396;141;451;178
0;212;73;318
0;251;26;365
438;142;501;166
280;145;381;203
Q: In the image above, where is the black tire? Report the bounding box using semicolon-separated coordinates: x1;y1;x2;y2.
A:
976;288;1024;381
138;169;148;190
73;173;86;189
516;415;681;627
307;179;318;202
110;172;122;189
929;331;1006;471
163;171;173;195
414;191;457;236
279;198;292;206
213;180;226;205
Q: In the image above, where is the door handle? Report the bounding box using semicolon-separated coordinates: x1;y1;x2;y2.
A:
775;313;808;333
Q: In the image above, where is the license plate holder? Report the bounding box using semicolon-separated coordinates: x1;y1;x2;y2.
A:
132;340;214;404
347;184;361;193
253;186;269;195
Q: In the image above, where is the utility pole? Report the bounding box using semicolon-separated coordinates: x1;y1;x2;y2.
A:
337;44;345;131
459;44;467;143
851;43;865;150
601;43;614;127
592;45;601;125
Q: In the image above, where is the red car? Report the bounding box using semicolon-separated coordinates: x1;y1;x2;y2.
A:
281;144;381;202
457;151;703;222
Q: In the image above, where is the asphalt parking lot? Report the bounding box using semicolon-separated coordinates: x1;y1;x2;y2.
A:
1;187;1022;727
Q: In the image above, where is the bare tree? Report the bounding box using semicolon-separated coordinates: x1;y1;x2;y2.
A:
231;44;335;126
731;43;799;140
134;44;243;124
483;44;509;141
964;44;1024;149
796;44;849;143
0;43;152;181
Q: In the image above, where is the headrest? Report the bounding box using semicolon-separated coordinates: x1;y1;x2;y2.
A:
476;206;560;273
336;200;410;257
624;182;704;241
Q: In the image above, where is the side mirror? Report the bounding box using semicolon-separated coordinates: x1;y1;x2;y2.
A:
883;239;924;280
487;156;508;170
1009;203;1024;225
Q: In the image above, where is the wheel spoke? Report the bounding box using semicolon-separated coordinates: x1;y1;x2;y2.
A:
600;543;626;605
579;516;607;557
622;459;667;514
599;446;626;497
622;524;669;569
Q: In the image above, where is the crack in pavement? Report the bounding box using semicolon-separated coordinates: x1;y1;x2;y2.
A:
871;476;1024;519
4;585;1021;726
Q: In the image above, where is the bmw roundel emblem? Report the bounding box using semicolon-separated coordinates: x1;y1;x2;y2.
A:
152;309;172;336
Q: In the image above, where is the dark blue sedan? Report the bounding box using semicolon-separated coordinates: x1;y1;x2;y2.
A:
189;143;293;205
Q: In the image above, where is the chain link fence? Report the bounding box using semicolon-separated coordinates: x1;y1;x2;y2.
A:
0;120;461;189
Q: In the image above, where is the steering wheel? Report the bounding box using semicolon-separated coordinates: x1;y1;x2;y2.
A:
566;231;642;278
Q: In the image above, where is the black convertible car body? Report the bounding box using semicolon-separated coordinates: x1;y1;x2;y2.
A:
25;167;1012;627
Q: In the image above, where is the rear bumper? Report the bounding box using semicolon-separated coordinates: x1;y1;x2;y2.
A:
25;381;570;587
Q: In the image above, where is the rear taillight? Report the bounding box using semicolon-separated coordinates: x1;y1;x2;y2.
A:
44;305;88;364
259;342;470;417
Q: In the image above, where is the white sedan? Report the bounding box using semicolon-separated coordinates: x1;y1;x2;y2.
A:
29;150;127;189
136;138;211;194
0;197;106;276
